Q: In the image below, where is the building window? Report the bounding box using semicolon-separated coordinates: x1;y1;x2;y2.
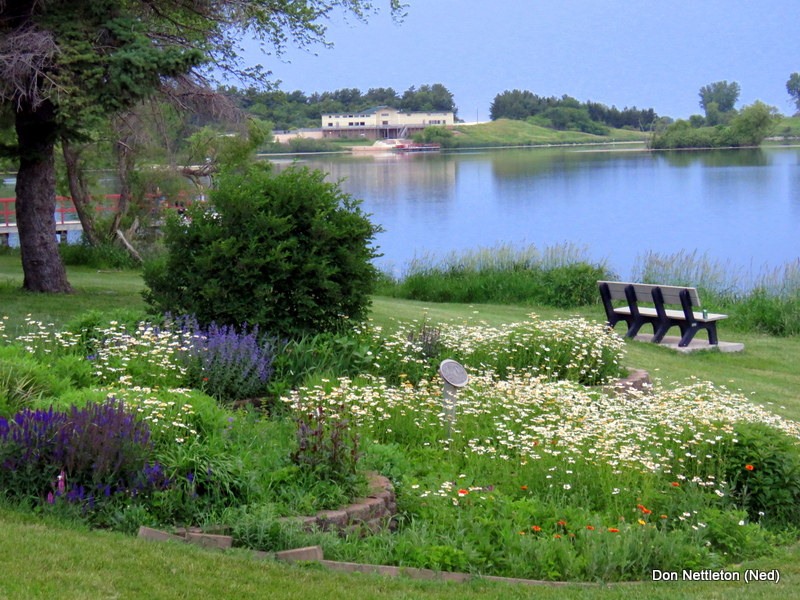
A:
328;123;333;127
382;121;389;125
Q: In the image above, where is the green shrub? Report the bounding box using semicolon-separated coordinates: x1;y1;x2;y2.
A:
143;164;381;337
538;263;609;308
175;317;276;406
59;239;139;270
269;331;373;400
64;309;149;357
722;422;800;527
732;289;800;336
0;352;75;416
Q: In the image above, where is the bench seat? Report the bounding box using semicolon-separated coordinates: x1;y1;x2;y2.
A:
598;281;728;347
612;306;728;323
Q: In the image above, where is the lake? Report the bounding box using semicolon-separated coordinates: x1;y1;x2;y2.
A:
281;144;800;281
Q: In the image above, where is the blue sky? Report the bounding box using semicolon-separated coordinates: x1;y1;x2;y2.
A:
242;0;800;121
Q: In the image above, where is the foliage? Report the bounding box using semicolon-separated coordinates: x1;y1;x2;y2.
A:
291;401;362;487
176;318;276;406
412;126;455;148
731;289;800;337
286;373;800;580
379;244;612;308
0;400;160;509
699;80;741;114
649;102;779;149
59;239;141;270
229;83;457;131
362;314;625;386
0;350;75;416
632;250;800;336
787;72;800;114
268;331;373;399
721;422;800;527
490;89;658;130
143;164;382;337
530;107;609;135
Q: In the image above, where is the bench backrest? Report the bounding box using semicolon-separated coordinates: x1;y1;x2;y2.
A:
597;281;702;307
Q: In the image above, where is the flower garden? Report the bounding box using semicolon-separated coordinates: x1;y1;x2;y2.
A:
1;311;799;582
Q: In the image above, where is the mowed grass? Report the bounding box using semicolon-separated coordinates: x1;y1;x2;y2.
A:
452;119;649;147
1;256;800;598
0;253;148;328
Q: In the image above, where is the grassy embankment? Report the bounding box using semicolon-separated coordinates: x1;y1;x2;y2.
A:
1;253;799;598
451;118;649;147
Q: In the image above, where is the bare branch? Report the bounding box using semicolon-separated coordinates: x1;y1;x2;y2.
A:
0;26;60;109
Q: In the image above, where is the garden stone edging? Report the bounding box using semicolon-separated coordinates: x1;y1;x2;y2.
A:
603;368;651;396
278;472;398;536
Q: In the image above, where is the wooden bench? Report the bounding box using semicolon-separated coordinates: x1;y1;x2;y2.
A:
598;281;728;347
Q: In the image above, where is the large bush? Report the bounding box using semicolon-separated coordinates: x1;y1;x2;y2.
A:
143;164;381;337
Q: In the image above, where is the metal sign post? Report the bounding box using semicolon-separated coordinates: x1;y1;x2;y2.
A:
439;359;468;436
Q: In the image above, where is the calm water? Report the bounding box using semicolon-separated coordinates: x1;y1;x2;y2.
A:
283;145;800;280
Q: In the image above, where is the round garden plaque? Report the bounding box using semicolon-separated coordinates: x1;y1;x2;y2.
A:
439;359;468;388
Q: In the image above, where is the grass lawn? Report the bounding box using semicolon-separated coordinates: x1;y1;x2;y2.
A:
1;257;799;598
451;119;649;147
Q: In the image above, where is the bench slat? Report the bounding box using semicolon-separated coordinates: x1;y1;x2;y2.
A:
597;280;701;306
612;306;727;322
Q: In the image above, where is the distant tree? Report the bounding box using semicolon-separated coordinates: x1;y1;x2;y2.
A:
699;80;741;115
399;84;456;114
364;87;400;107
688;114;706;128
490;90;545;120
650;101;777;149
727;101;779;146
786;73;800;114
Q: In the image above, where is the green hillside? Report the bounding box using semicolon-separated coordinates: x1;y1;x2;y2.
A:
452;118;649;147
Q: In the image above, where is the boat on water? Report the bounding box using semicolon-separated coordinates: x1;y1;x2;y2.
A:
392;142;441;153
351;139;441;154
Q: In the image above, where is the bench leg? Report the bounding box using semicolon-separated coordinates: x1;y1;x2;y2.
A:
652;319;672;344
678;326;700;347
679;323;719;347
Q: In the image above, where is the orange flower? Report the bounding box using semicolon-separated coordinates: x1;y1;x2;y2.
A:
531;525;542;532
553;534;562;539
745;464;755;471
557;520;567;527
457;489;469;496
608;528;620;533
586;525;595;530
520;485;528;491
671;482;680;487
660;515;668;520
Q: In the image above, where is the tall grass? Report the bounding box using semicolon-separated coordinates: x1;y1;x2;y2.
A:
633;250;800;335
377;243;613;308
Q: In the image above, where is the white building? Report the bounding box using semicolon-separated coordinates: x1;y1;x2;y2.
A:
321;106;455;139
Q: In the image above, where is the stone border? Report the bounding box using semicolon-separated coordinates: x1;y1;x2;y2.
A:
279;472;397;536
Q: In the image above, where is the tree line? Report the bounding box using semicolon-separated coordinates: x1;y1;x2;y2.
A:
226;83;457;131
650;80;779;149
489;89;659;132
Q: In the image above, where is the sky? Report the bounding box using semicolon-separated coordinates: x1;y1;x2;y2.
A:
241;0;800;122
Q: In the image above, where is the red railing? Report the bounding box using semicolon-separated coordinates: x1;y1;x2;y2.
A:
1;192;192;229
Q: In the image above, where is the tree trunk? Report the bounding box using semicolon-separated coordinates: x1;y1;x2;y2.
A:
62;139;101;246
15;100;73;293
109;138;134;236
